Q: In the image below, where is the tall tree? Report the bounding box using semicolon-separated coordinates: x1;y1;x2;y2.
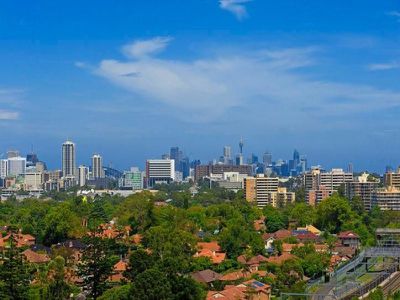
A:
0;235;31;299
78;236;115;300
46;256;72;300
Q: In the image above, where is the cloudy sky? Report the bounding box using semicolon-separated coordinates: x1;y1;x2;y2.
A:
1;0;400;172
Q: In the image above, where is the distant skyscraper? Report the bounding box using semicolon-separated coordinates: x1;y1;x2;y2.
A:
78;165;89;187
223;146;232;159
62;140;76;177
26;152;39;167
235;154;243;166
7;150;19;159
170;146;182;171
7;156;26;176
92;154;104;178
348;163;354;174
263;152;272;166
293;149;300;162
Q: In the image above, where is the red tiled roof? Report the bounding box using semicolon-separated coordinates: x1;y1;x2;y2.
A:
22;249;50;264
237;254;268;265
195;249;226;264
114;260;127;272
266;253;296;265
191;269;222;283
338;231;359;239
197;241;221;252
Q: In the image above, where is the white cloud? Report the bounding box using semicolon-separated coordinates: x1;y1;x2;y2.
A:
0;89;21;120
0;110;18;120
122;37;172;59
90;38;400;123
219;0;252;20
387;11;400;21
368;62;400;71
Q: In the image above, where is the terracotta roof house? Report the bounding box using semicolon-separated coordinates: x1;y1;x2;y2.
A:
220;269;275;282
207;286;246;300
22;249;50;264
194;241;226;264
109;260;127;282
207;280;271;300
262;229;292;241
191;269;222;284
238;279;271;300
237;255;268;272
282;243;304;253
338;231;360;248
291;230;319;243
266;253;296;265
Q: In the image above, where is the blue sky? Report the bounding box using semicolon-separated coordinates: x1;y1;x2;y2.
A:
0;0;400;172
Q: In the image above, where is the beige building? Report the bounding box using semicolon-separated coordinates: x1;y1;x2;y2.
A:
372;186;400;211
24;172;43;191
308;185;333;206
384;168;400;188
345;173;379;211
244;175;293;207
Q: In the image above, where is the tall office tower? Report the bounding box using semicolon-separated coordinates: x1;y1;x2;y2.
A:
91;154;104;178
348;163;354;174
263;152;272;166
78;165;89;187
223;146;232;159
293;149;300;163
26;152;39;167
62;140;76;177
0;159;8;178
7;150;20;159
235;154;243;166
146;159;175;187
7;156;26;176
170;147;181;171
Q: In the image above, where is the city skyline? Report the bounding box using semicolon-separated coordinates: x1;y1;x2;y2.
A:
1;1;400;171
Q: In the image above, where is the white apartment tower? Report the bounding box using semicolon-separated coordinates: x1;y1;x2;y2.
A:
91;154;104;178
78;165;89;187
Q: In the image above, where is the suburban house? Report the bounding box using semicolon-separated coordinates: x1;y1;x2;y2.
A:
194;241;226;264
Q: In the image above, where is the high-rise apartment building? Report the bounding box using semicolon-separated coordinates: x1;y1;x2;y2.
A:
78;165;89;187
303;167;353;191
146;159;175;187
263;152;272;166
345;173;379;211
384;168;400;188
7;156;26;176
308;185;333;206
0;159;8;178
372;186;400;211
62;140;76;177
223;146;232;159
244;174;287;207
91;154;104;178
